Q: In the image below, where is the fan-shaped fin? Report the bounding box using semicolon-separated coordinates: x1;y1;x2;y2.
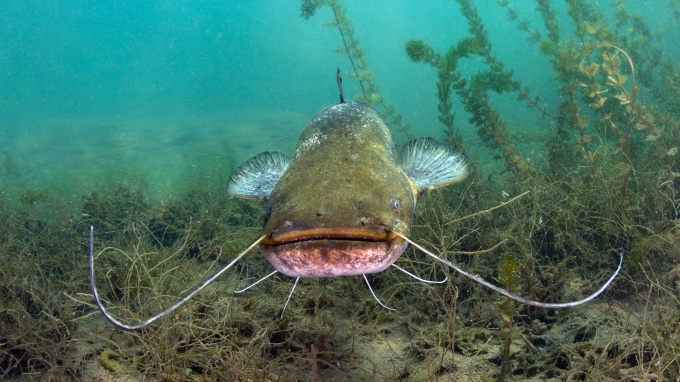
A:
227;151;290;200
400;138;469;192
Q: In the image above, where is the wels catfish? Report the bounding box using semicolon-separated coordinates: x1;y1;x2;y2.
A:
90;86;622;331
228;101;467;279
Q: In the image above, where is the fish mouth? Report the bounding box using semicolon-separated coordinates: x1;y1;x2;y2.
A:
262;227;393;246
260;228;407;278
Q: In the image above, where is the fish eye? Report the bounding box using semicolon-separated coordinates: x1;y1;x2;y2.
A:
390;199;400;213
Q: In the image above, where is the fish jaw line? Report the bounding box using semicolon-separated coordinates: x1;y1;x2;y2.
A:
260;235;408;278
262;226;397;246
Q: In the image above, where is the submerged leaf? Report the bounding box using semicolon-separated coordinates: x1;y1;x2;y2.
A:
606;76;617;86
615;93;631;105
589;97;607;109
357;70;375;82
606;75;627;87
584;84;608;98
405;39;435;63
579;62;600;77
584;22;599;35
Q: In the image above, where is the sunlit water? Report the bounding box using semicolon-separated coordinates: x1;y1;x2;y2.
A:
1;0;677;200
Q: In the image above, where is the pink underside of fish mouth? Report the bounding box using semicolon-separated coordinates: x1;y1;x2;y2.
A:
260;237;408;278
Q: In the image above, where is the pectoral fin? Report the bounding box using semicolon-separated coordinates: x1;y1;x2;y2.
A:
400;137;469;192
227;151;290;200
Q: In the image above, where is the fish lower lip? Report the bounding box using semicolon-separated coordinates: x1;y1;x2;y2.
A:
260;236;408;278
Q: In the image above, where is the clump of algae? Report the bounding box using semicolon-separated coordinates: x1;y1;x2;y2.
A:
398;0;680;380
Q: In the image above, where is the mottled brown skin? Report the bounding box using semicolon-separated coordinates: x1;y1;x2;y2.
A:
261;101;419;278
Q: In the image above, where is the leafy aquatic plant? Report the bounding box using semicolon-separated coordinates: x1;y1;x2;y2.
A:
301;0;413;139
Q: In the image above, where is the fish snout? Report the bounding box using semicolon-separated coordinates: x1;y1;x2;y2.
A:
260;236;408;278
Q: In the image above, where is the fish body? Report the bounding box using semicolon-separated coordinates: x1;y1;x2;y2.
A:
227;101;468;278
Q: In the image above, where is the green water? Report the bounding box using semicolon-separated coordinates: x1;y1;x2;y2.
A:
6;0;659;199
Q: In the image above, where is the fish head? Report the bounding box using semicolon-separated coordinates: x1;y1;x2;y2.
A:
260;102;418;277
227;101;468;278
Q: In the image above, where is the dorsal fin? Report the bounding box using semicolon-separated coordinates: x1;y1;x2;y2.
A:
227;151;290;201
336;67;345;104
400;138;469;192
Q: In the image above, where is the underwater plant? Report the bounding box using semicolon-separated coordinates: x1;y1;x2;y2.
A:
496;255;519;382
301;0;413;139
405;0;536;182
401;0;680;379
404;37;479;149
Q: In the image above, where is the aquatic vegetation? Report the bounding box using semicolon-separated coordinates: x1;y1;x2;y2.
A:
0;191;85;379
405;0;535;182
98;349;120;373
496;255;519;382
405;37;479;149
301;0;413;139
404;0;680;379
